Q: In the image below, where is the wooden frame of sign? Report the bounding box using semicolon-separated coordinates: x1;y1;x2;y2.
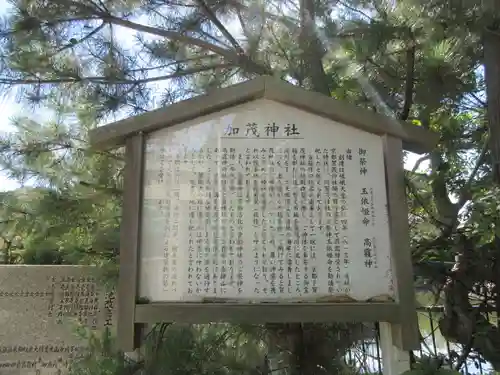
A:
89;76;438;353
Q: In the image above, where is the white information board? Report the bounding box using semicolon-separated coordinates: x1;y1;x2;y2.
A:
138;99;395;302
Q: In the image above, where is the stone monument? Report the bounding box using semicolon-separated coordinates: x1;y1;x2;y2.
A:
0;265;116;375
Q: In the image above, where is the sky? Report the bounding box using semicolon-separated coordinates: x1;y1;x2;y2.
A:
0;0;427;193
0;0;22;190
0;90;24;191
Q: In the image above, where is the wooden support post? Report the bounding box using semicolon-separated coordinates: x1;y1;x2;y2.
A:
117;132;144;352
383;136;420;350
380;322;411;375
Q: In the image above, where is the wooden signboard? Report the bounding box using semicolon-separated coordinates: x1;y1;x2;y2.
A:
89;76;438;353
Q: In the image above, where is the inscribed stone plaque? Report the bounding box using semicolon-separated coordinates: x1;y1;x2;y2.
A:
139;99;395;303
0;266;116;375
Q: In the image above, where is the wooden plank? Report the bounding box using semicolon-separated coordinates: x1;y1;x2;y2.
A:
117;133;144;352
89;76;438;154
134;302;401;324
263;78;438;154
89;77;267;150
383;135;420;350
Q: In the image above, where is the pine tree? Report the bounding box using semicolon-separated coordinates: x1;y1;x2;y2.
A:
68;324;271;375
1;0;500;370
0;101;123;270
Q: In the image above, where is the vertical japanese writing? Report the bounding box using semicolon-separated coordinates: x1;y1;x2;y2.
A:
50;277;100;327
361;188;370;226
144;115;395;302
168;150;180;294
358;147;378;270
47;276;55;318
364;238;373;268
186;149;196;296
252;148;261;296
225;147;234;296
269;148;278;297
276;149;285;295
346;148;352;161
369;187;378;268
0;268;117;375
330;149;341;290
235;164;244;296
260;148;269;297
161;145;171;293
292;148;302;295
342;150;351;293
104;290;115;327
359;148;367;175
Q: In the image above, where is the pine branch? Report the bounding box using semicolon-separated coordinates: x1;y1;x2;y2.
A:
146;6;231;49
79;181;122;196
55;22;106;54
196;28;233;49
89;0;108;13
7;1;247;70
268;24;298;77
101;15;271;75
467;92;487;107
0;202;33;217
457;134;490;207
226;0;297;29
0;63;233;86
126;55;220;74
405;176;449;228
194;0;245;55
430;153;460;229
400;38;416;121
336;0;374;21
411;154;430;173
1;15;103;40
3;140;123;161
365;57;404;82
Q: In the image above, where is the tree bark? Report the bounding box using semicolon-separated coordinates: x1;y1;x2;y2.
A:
483;16;500;355
266;323;375;375
484;24;500;183
439;16;500;370
298;0;330;95
439;239;500;370
268;2;350;374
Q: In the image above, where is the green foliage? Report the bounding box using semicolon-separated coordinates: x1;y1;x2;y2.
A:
0;0;500;370
402;356;461;375
68;324;269;375
0;104;123;270
67;323;372;375
465;187;500;243
68;328;127;375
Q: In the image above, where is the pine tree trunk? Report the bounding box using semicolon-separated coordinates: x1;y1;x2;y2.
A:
277;2;346;374
266;323;373;375
298;0;330;95
484;25;500;184
483;15;500;354
439;17;500;371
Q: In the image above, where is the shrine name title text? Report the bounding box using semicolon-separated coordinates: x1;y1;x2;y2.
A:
223;122;301;138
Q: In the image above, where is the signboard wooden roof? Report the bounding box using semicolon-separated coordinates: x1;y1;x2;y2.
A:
89;75;437;154
92;75;438;354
